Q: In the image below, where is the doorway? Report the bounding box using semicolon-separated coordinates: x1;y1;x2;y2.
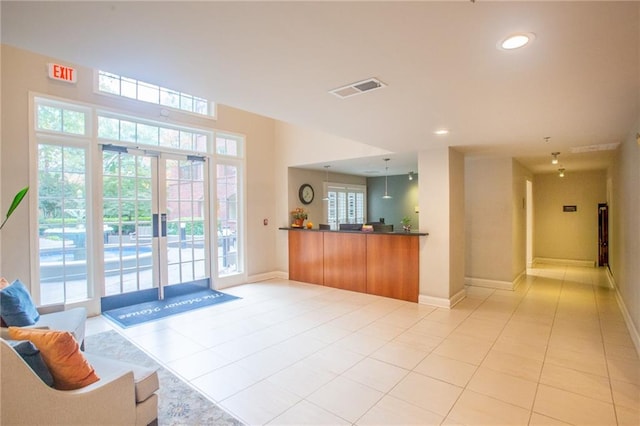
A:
526;179;533;268
100;146;211;311
598;203;609;267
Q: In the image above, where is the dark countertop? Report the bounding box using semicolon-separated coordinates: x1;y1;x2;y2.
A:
279;227;428;236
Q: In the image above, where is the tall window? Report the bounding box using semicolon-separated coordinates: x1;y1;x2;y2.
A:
35;99;91;305
215;133;244;277
326;184;366;230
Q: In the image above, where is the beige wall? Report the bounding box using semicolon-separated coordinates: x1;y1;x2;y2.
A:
465;157;532;287
0;45;277;291
449;148;466;299
273;121;390;272
0;33;3;266
512;159;532;278
287;167;365;227
465;157;513;283
533;170;606;263
609;122;640;343
218;105;278;280
419;147;465;304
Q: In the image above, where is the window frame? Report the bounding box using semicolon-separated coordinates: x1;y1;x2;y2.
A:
29;93;245;310
324;182;367;230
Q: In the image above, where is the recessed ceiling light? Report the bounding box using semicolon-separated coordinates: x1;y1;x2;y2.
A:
434;129;449;135
499;33;535;50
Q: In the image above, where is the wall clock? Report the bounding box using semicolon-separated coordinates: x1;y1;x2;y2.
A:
298;183;314;205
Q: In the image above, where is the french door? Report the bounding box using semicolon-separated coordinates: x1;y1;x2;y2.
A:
101;146;210;305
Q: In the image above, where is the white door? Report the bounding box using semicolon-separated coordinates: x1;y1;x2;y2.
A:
101;146;211;306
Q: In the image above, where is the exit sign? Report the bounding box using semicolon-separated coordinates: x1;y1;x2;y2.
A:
48;63;77;83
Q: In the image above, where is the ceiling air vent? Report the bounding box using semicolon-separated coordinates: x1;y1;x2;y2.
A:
329;78;387;99
570;143;619;153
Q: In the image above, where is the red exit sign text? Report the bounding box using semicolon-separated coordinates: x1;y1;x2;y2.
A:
48;63;77;83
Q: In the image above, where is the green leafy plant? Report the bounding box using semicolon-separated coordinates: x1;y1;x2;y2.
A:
0;186;29;230
401;215;412;231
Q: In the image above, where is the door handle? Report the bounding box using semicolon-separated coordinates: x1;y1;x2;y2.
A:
152;214;159;238
152;214;168;237
161;214;167;237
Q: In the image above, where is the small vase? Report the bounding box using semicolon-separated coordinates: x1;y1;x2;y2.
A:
293;218;304;227
403;225;411;232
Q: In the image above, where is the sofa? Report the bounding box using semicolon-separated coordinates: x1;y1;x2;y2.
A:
1;337;159;425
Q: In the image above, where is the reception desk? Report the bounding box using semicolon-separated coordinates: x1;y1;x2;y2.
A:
281;228;427;302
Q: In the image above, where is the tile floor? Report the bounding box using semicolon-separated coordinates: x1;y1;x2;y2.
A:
86;265;640;425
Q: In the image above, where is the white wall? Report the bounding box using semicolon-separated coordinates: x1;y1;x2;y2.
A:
533;170;606;264
0;45;277;290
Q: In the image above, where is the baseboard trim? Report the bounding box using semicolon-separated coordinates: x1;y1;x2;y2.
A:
246;271;288;283
534;257;596;268
513;270;526;290
419;288;466;309
605;267;616;289
465;277;513;290
465;271;525;291
607;269;640;357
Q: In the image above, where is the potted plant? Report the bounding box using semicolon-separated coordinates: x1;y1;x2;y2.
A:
290;207;308;228
401;216;412;232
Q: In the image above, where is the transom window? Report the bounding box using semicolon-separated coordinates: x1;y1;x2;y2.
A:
216;134;242;157
36;100;87;136
97;114;209;153
96;70;215;118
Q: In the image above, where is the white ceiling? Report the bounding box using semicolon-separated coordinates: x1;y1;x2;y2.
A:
2;1;638;176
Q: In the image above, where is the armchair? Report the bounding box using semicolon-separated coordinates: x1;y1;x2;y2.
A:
0;338;158;425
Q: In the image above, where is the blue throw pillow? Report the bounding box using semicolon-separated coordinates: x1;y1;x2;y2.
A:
0;279;40;326
7;339;55;387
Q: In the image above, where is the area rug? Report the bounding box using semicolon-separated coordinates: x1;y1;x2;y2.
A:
85;330;243;426
103;289;240;328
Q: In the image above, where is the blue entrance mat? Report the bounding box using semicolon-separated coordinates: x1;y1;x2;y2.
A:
103;289;240;328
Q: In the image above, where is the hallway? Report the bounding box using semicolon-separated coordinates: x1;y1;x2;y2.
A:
87;265;640;425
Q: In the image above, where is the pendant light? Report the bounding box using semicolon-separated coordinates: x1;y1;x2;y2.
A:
551;152;560;165
382;158;392;199
322;165;330;201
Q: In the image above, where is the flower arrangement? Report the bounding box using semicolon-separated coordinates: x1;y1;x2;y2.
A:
290;207;308;220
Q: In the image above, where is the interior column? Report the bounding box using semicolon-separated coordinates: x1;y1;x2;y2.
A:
417;147;466;307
